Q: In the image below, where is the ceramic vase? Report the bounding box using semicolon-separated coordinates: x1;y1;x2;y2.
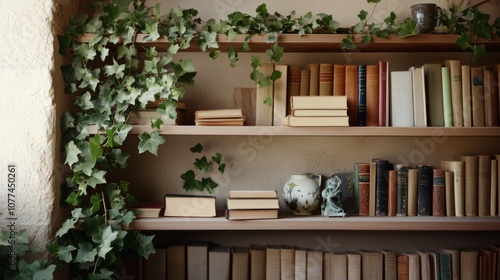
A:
282;174;321;215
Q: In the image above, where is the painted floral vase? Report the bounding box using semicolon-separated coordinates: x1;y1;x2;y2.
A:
282;174;321;215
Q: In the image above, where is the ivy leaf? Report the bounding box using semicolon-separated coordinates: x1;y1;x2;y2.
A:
90;193;101;213
200;177;218;193
89;135;103;160
138;131;165;155
65;192;80;206
181;170;202;192
108;149;129;169
358;10;368;21
136;233;156;259
58;245;77;263
270;70;282;82
65;141;81;167
342;36;357;49
144;22;160;42
100;47;109;61
456;34;471;50
397;19;418;38
264;96;273;106
98;226;118;258
57;34;71;55
194;156;211;173
157;99;178;121
361;33;372;44
151;118;164;129
266;43;284;62
209;49;221;59
75;43;97;61
86;169;107;189
104;59;126;79
226;46;239;67
121;210;136;226
190;143;203;153
30;261;56;280
74;242;98;263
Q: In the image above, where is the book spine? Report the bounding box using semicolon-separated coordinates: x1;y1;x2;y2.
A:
471;67;485;127
369;161;377;216
462;155;478;216
378;61;388;127
407;169;419;216
441;66;453;128
353;163;360;215
357;163;371;216
417;165;433;216
478;155;491;216
358;65;367;126
444;170;455;216
491;159;498;216
388;170;397;216
333;64;346;96
445;60;464;127
273;64;288;127
432;168;445;216
395;164;409;216
366;64;379;126
346;65;359;126
319;63;333;96
461;65;472;127
375;160;390;216
308;63;320;96
300;69;310;96
287;66;302;115
424;64;444;127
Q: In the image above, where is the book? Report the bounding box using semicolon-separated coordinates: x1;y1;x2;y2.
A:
319;63;334;96
290;95;348;110
369;161;377;216
167;244;186;280
127;202;163;218
471;66;485;127
390;71;414;127
378;61;389;127
491;159;498;216
444;60;464;127
195;109;244;119
273;64;288;126
423;63;445;127
195;118;245;126
366;64;379;126
225;209;278;220
299;69;310;96
308;63;320;96
256;63;275;126
233;87;256;126
407;252;421;280
407;168;419;216
441;160;465;217
395;164;409;216
345;64;359;126
462;65;473;127
397;254;409;280
208;245;230;280
250;245;266;280
358;64;367;126
438;252;452;280
333;253;348;280
454;155;478;216
497;155;500;216
232;246;250;280
442;66;453;127
410;66;427;127
444;170;455;216
323;252;335;280
280;246;295;279
357;163;371;216
283;115;349;127
187;241;209;280
287;65;302;115
144;247;166;280
164;194;216;217
383;250;397;280
361;251;383;280
266;245;281;280
346;251;361;280
291;108;348;117
388;169;397;216
484;69;499;127
441;248;460;280
306;251;323;280
417;164;433;216
432;168;446;216
418;250;431;280
374;159;390;216
478;155;492;216
226;198;279;209
333;64;346;96
461;249;479;280
227;190;278;198
294;248;307;280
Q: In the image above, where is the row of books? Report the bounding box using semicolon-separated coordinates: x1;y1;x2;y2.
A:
355;154;500;218
283;95;349;127
137;242;500;280
256;61;500;128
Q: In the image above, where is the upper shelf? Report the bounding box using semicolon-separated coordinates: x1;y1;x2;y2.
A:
79;33;500;53
90;125;500;137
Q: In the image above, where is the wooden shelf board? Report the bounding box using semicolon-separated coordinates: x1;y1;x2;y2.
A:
79;33;500;53
125;215;500;231
90;125;500;137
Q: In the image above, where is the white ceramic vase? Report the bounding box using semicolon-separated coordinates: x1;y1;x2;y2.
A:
282;174;321;215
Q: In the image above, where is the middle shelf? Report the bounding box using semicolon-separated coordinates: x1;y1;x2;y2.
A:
124;215;500;231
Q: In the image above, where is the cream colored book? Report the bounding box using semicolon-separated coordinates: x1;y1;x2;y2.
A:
280;246;295;279
290;95;348;109
208;245;230;280
226;198;279;209
266;245;281;280
273;64;288;126
250;245;266;280
444;59;464;127
231;247;249;280
291;108;348;117
228;190;278;199
163;194;216;217
308;63;320;96
294;249;307;280
283;116;349;127
306;251;323;280
441;160;465;217
195;108;243;119
491;159;498;216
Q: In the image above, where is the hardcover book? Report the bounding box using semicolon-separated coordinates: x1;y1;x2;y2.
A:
250;245;266;280
227;190;278;198
345;64;359;126
163;194;216;217
273;64;288;126
378;61;389;127
280;246;295;279
287;65;302;115
395;164;409;216
441;160;465;216
283;116;349;127
226;198;279;210
308;63;320;96
461;65;472;127
407;168;418;216
366;64;379;126
453;155;478;216
195;109;243;119
388;169;397;216
390;71;414;127
299;69;310;96
444;59;464;127
290;95;348;109
471;66;485;127
306;251;323;280
225;209;279;220
319;63;333;96
361;251;383;280
417;165;433;216
187;241;209;280
442;66;453;127
410;66;427;127
357;64;367;126
208;245;230;280
266;245;281;280
478;155;492;216
144;247;166;280
356;163;371;216
333;64;346;96
167;244;186;280
374;159;390;216
423;63;444;127
295;248;307;280
232;246;250;280
432;168;446;217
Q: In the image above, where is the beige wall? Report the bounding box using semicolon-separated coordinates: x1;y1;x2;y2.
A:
0;0;498;249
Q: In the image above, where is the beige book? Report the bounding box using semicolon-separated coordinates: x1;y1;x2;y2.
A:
228;190;278;199
144;248;166;280
309;63;320;96
491;159;498;216
323;252;335;280
291;108;348;117
462;65;472;127
163;194;216;217
195;109;243;119
287;65;301;115
290;95;348;110
407;252;420;280
187;242;209;280
306;251;323;280
444;170;455;216
471;66;485;127
347;251;361;280
167;244;186;280
383;250;397;280
232;247;249;280
484;69;499;127
478;155;492;216
444;59;464;127
226;198;279;210
407;169;419;216
319;63;333;96
460;249;479;280
266;245;281;280
256;63;275;126
453;155;478;216
441;160;465;216
334;253;347;280
294;249;307;280
250;245;266;280
410;66;427;127
283;116;349;127
208;246;230;280
273;64;288;126
280;246;295;279
333;64;346;96
233;87;256;126
361;251;383;280
299;69;310;96
418;251;431;280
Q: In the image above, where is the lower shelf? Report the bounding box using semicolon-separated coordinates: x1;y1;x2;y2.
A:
124;215;500;231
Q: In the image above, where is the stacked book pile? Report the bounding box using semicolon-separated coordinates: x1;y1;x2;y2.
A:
283;96;349;126
195;109;245;126
225;190;279;220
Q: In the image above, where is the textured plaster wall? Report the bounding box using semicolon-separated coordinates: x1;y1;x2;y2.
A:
0;0;79;249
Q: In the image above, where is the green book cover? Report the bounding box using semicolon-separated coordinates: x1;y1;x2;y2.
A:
441;66;453;127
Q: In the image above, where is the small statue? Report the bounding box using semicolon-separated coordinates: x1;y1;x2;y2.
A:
321;175;346;217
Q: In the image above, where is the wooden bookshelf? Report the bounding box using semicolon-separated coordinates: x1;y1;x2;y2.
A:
125;215;500;231
90;125;500;137
79;33;500;53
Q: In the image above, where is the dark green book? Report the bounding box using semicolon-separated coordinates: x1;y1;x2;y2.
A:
395;164;409;216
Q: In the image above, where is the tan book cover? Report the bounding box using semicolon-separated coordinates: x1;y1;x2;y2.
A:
208;245;230;280
333;253;347;280
347;251;361;280
407;169;418;216
232;247;249;280
290;95;347;109
491;159;498;216
280;246;295;279
299;69;310;96
461;65;472;127
378;61;389;127
233;87;256;126
308;63;320;96
471;66;485;127
283;116;349;127
195;118;245;126
292;108;348;117
460;249;479;279
287;65;301;115
441;160;465;216
195;109;243;119
345;64;359;126
453;155;478;216
390;70;414;127
410;66;427;127
266;245;281;280
418;251;431;280
167;244;186;280
444;170;455;216
444;59;464;127
256;63;275;126
432;168;446;217
478;155;492;216
187;242;209;280
144;248;166;280
484;69;499;127
361;251;383;280
333;64;346;96
228;190;277;198
273;64;288;126
226;198;279;210
423;63;445;127
366;64;379;126
407;252;420;280
225;209;278;220
294;249;307;280
323;252;335;280
319;63;333;96
163;194;216;217
250;245;266;280
383;250;397;280
388;170;397;216
306;251;323;280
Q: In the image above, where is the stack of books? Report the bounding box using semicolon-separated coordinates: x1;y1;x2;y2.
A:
225;190;279;220
283;96;349;126
195;109;245;126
